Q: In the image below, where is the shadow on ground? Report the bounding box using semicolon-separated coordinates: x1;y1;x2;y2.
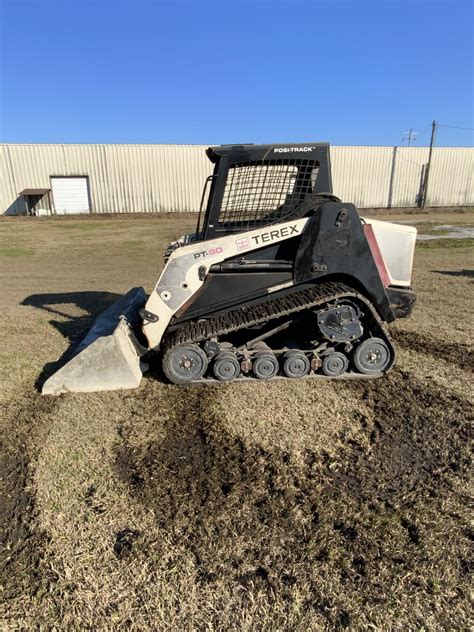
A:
22;291;121;389
432;269;473;279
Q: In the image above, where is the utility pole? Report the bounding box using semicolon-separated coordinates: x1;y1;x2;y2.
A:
422;120;437;208
402;128;418;146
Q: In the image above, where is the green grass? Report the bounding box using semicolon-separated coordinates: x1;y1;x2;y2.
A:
0;244;35;257
416;238;474;249
120;239;145;249
411;223;453;235
51;221;120;231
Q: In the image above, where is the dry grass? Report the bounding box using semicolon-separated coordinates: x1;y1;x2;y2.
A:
0;210;473;630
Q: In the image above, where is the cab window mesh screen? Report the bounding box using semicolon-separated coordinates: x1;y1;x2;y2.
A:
219;159;318;228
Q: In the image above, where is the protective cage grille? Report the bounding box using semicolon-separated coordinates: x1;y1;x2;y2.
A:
219;159;319;228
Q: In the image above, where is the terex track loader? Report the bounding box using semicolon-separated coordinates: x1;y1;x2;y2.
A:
42;143;417;394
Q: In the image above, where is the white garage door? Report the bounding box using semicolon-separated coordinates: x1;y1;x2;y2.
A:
51;177;90;214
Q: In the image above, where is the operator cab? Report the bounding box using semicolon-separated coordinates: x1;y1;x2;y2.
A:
197;143;335;240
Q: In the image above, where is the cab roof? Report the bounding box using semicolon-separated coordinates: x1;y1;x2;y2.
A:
206;142;330;163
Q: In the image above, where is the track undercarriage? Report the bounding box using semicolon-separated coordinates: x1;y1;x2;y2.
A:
161;282;395;385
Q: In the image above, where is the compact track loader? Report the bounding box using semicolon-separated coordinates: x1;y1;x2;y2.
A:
42;143;417;394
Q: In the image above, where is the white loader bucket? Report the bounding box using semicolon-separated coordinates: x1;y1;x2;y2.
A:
42;287;147;395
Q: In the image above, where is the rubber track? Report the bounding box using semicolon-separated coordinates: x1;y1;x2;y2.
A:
163;281;392;353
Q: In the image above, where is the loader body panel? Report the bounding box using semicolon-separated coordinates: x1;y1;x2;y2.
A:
142;217;309;349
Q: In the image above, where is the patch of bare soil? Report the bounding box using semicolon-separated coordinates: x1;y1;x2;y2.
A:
113;370;472;629
0;395;55;600
392;330;474;371
342;370;471;501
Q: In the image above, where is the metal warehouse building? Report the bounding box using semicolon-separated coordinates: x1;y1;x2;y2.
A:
1;143;473;216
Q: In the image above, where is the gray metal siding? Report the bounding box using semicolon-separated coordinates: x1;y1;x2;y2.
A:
331;146;394;208
1;143;473;215
389;147;429;208
427;147;474;206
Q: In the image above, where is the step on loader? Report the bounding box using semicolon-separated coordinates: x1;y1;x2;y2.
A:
42;143;417;394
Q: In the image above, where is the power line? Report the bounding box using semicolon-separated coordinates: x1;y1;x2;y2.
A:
437;123;474;131
420;118;472;208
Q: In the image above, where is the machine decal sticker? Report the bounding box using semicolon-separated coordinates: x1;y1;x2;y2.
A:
193;246;224;260
274;147;315;153
236;237;250;251
251;224;300;245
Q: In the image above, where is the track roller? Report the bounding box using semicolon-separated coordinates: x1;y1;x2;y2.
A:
163;344;209;384
252;350;279;380
282;350;310;379
353;337;391;374
213;351;241;382
322;351;349;377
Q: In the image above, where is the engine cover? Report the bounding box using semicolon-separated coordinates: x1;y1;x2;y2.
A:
317;303;363;343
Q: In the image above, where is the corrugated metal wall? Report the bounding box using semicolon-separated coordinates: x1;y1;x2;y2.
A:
1;143;473;215
331;146;394;208
427;147;474;206
390;147;429;207
0;144;213;215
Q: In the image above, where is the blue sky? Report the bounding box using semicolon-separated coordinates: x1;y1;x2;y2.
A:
0;0;472;146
